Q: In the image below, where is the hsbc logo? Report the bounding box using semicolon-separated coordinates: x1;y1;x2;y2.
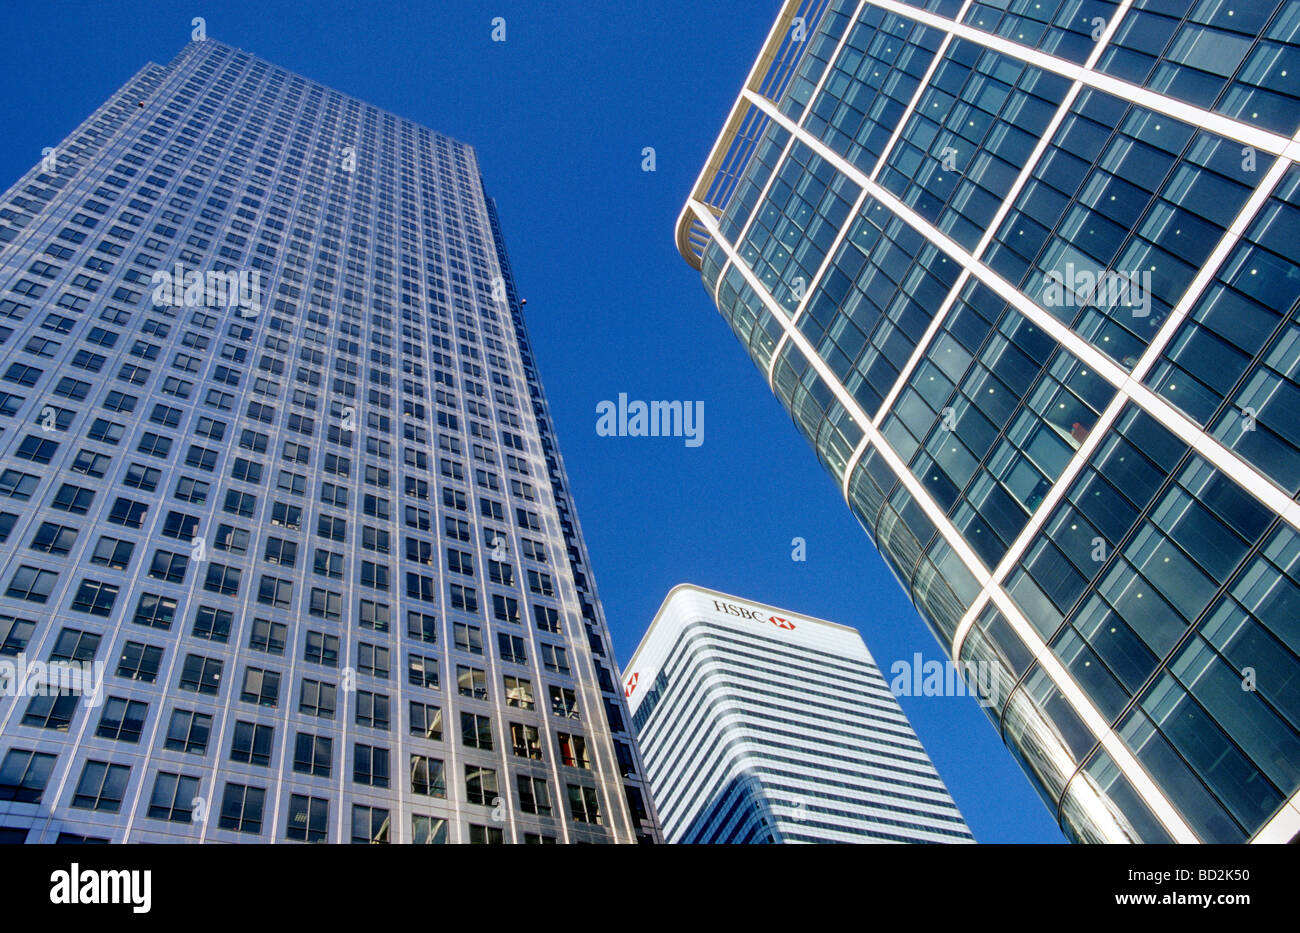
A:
624;672;639;697
712;600;796;632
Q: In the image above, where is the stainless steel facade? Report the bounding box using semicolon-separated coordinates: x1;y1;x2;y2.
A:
678;0;1300;843
0;38;658;843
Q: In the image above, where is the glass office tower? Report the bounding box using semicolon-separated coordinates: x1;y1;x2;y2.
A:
624;584;974;843
0;38;658;843
677;0;1300;843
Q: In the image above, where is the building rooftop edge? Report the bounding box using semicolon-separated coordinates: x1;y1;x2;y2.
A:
622;582;864;678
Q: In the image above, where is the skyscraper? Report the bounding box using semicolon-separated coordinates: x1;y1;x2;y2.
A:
0;37;658;844
677;1;1300;843
623;584;973;843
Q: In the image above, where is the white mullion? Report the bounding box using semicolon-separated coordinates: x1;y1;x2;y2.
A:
865;0;977;185
693;196;993;587
1253;788;1300;843
692;199;1197;843
762;0;872;384
714;130;799;307
707;0;868;300
865;0;1298;158
953;149;1299;668
863;0;1131;431
983;586;1198;842
773;0;976;382
744;87;1300;535
767;186;873;389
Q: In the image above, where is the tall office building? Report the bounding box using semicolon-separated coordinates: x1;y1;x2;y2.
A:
0;38;659;843
677;1;1300;843
623;584;974;843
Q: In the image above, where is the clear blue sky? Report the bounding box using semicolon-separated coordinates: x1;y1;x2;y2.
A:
0;0;1064;843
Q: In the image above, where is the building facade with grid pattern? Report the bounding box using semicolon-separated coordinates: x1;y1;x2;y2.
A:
623;584;974;843
0;38;658;844
677;0;1300;843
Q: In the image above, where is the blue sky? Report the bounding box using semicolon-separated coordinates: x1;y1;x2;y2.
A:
0;0;1064;842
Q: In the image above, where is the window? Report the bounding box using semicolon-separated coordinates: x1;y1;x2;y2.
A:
116;641;162;682
498;633;527;665
527;570;554;597
517;775;552;816
505;676;535;710
465;765;498;806
468;824;504;844
299;679;337;719
510;722;543;760
249;618;287;655
218;783;265;835
48;627;99;662
285;794;329;843
147;772;199;823
351;805;389;844
256;574;290;607
214;525;249;555
457;665;487;699
357;642;390;679
567;784;602;825
534;604;562;634
492;594;521;624
353;743;390;788
0;749;56;803
309;587;342;621
164;709;211;754
240;667;280;707
123;463;161;491
358;598;391;632
71;760;130;812
148;550;188;584
6;565;56;603
412;815;447;844
449;583;478;613
192;605;232;643
409;700;443;740
30;522;77;556
460;712;493;750
355;690;390;730
70;579;119;616
91;536;134;570
134;592;176;629
557;733;591;769
229;720;274;767
550;685;579;719
21;690;79;730
95;697;147;743
0;614;34;655
304;631;339;667
453;622;482;655
541;643;570;675
403;607;437;644
410;755;445;797
293;733;332;778
178;654;222;695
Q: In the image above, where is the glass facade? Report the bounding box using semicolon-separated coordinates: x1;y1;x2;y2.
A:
623;585;973;843
678;0;1300;843
0;38;658;843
